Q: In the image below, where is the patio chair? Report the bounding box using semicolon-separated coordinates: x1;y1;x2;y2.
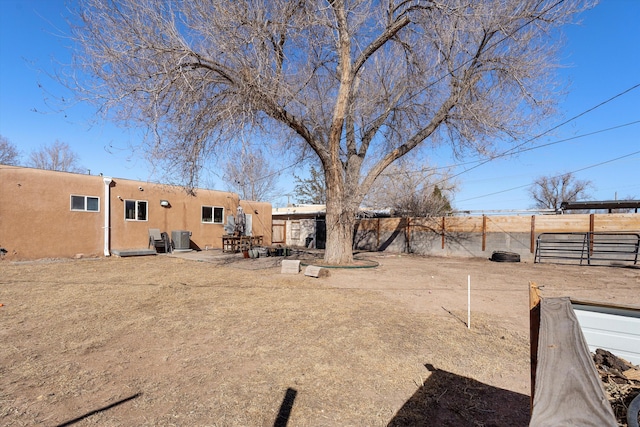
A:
148;228;171;253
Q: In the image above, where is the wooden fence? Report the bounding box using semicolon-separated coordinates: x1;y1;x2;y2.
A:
355;213;640;260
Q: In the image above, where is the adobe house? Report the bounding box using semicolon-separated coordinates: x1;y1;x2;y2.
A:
0;165;271;261
272;204;327;249
272;204;392;249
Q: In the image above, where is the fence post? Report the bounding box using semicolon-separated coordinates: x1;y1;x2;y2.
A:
441;216;446;250
531;215;536;254
406;217;411;253
589;214;595;256
482;215;487;252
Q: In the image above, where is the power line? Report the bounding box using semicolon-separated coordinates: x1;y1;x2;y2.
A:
496;120;640;156
456;149;640;203
234;114;639;197
381;119;640;177
444;83;640;183
214;3;637;195
331;0;571;161
213;8;640;198
336;0;572;156
445;84;640;203
226;90;639;200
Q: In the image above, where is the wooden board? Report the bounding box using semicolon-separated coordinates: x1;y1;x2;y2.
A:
358;213;640;235
534;214;592;233
593;213;640;232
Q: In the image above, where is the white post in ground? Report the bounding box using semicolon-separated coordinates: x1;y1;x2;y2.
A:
467;275;471;329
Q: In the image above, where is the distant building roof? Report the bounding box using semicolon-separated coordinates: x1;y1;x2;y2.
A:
272;204;393;218
272;204;326;216
561;200;640;212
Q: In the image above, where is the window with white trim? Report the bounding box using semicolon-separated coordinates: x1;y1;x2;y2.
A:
70;195;100;212
202;206;224;224
125;200;148;221
291;220;301;240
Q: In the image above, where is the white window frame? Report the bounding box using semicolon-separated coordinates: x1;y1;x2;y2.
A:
291;220;301;240
70;195;100;212
125;199;148;221
202;206;224;224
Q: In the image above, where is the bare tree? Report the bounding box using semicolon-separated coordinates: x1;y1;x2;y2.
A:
69;0;593;264
28;141;84;173
293;165;326;205
222;145;280;201
0;135;20;165
365;162;454;217
529;172;593;211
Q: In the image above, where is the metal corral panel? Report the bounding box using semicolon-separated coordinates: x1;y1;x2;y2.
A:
572;301;640;366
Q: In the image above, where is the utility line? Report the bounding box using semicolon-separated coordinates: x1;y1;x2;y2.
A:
220;90;639;193
456;149;640;202
380;119;640;176
232;115;639;191
217;2;635;191
444;84;640;183
334;0;570;153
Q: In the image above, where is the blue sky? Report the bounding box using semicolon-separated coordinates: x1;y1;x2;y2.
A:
1;0;639;210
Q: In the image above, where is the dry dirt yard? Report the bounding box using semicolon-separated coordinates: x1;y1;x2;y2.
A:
1;251;639;426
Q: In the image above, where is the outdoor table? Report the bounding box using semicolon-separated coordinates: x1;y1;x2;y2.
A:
222;235;263;253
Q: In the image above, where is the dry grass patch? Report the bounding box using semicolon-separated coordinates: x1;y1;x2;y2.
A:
1;254;593;426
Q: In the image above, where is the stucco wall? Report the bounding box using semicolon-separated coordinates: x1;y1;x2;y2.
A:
287;219;316;247
1;166;105;259
270;217;318;247
108;179;242;252
240;200;273;245
0;166;272;260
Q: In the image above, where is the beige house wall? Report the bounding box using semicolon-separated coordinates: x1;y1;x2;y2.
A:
239;199;273;245
1;166;106;260
0;166;272;261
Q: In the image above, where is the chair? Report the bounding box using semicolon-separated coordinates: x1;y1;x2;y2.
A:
148;228;171;253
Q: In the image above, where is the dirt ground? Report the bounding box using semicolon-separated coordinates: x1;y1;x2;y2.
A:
1;251;639;426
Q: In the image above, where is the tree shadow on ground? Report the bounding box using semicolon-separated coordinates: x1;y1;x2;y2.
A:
375;218;408;252
388;365;530;427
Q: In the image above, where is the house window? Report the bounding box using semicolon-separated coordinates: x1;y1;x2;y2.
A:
70;195;100;212
291;221;301;240
125;200;148;221
202;206;224;224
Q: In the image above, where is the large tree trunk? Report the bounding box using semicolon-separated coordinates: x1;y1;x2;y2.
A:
324;198;357;265
323;161;361;265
